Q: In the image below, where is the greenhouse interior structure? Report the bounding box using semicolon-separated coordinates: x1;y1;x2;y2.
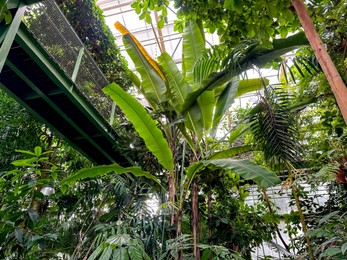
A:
0;0;347;259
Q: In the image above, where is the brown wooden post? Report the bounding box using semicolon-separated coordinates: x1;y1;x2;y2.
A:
291;0;347;124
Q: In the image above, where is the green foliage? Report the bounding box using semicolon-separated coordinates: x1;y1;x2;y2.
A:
103;83;174;173
203;159;281;189
56;0;131;89
0;147;59;259
60;164;162;192
88;230;150;260
0;1;12;24
0;90;42;170
249;86;301;169
131;0;301;49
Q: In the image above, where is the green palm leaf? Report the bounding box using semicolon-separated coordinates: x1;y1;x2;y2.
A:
103;83;174;172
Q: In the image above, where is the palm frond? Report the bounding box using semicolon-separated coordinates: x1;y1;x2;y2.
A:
280;56;321;83
249;85;301;169
193;46;224;84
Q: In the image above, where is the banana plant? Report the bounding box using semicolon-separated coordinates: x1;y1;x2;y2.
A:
105;19;308;258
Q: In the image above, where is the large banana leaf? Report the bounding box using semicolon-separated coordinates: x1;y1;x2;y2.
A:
183;102;204;140
198;90;215;131
60;164;162;192
235;78;268;98
185;158;280;189
212;77;239;131
115;22;167;108
158;52;204;140
229;124;250;144
181;32;308;112
207;145;253;160
103;83;174;173
182;20;205;89
203;159;281;188
157;52;191;112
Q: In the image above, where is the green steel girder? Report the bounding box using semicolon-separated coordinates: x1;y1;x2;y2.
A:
0;1;132;165
0;3;26;72
15;24;117;144
5;59;116;164
7;0;42;9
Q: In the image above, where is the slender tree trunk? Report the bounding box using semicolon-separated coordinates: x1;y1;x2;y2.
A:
292;184;314;260
207;187;212;239
168;174;176;229
291;0;347;124
192;181;200;260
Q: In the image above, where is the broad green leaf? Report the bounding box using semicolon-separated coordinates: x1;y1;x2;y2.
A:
341;242;347;255
115;22;167;107
104;83;173;172
60;164;161;187
186;161;204;181
229;124;250;144
203;159;281;188
113;247;130;260
28;209;39;223
11;158;37;167
319;247;342;257
235;78;268;98
157;52;204;140
158;52;191;112
183;102;204;140
99;246;113;260
212;77;239;130
182;32;308;112
208;145;253;160
198;90;215;131
34;146;42;157
182;20;205;88
318;211;340;226
14;149;36;156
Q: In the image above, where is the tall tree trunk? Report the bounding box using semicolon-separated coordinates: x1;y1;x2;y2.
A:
192;180;200;260
291;0;347;124
292;184;314;260
207;187;212;239
168;174;176;229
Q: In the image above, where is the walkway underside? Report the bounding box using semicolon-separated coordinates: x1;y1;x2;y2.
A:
0;23;130;166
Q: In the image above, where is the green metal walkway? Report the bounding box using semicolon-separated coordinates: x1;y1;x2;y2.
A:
0;0;131;165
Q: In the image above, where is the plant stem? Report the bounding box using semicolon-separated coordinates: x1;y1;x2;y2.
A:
291;184;314;260
192;180;200;260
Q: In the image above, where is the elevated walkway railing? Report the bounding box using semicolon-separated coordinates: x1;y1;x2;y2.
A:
23;0;114;122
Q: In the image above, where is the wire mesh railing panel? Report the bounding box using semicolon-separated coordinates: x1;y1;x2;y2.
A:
23;0;112;121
